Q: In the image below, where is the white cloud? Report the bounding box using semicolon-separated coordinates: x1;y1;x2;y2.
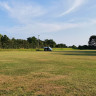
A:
4;18;96;36
0;0;93;39
0;18;96;39
7;22;78;34
0;1;45;23
0;2;12;11
0;22;79;39
90;19;96;24
58;0;85;17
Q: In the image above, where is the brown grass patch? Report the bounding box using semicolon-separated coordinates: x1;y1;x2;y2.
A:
0;72;67;95
0;75;14;83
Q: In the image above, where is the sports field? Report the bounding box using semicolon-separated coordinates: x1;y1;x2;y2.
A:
0;49;96;96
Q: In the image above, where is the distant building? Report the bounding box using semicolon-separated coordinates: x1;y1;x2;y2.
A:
44;47;52;51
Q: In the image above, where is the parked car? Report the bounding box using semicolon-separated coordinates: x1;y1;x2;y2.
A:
44;47;52;51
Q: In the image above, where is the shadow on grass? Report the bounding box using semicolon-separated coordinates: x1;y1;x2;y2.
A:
53;51;96;56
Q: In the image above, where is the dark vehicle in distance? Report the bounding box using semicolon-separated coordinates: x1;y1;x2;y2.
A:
44;47;52;51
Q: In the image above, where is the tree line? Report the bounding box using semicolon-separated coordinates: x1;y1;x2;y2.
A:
78;35;96;49
0;34;71;49
0;34;95;49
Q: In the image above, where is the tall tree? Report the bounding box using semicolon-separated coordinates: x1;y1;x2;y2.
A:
27;36;38;48
88;35;96;47
1;35;10;48
1;35;10;43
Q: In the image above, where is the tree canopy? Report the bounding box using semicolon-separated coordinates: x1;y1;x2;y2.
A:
78;35;96;49
88;35;96;47
0;34;59;49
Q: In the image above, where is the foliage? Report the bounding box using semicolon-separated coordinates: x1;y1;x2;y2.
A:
44;39;56;48
0;34;96;49
78;45;89;49
56;43;67;48
88;35;96;46
0;34;57;49
88;35;96;49
78;35;96;49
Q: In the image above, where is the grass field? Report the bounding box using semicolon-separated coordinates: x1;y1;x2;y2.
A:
0;49;96;96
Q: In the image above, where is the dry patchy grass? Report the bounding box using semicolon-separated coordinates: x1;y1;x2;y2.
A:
0;72;67;96
0;51;96;96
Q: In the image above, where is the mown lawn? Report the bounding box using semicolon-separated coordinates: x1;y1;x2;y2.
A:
0;50;96;96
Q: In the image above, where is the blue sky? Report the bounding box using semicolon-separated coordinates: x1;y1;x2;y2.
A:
0;0;96;46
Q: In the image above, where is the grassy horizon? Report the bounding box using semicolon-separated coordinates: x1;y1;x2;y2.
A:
0;48;80;52
0;48;96;52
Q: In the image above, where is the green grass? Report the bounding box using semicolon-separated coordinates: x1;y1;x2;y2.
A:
0;50;96;96
0;48;44;51
53;48;79;51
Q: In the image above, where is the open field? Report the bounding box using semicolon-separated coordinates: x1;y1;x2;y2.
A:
0;49;96;96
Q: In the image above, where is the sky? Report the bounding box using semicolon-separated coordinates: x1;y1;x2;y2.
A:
0;0;96;46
